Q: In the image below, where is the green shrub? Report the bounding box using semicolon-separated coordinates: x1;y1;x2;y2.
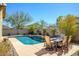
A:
0;40;11;56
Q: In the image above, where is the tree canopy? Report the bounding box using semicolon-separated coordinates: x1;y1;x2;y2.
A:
4;11;32;29
57;15;77;37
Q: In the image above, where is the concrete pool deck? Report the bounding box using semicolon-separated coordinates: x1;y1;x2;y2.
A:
9;37;79;56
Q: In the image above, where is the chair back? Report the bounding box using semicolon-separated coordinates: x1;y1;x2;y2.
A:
44;36;52;47
62;36;67;45
68;36;72;44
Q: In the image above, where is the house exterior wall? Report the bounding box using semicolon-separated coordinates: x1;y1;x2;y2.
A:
74;29;79;42
73;17;79;42
0;7;3;40
0;4;6;41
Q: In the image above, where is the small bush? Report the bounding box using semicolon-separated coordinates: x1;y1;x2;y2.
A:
0;40;11;56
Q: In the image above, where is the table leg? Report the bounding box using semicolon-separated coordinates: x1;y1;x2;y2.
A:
55;42;58;52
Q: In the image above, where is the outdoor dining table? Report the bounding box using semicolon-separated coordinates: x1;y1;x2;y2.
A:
51;36;63;51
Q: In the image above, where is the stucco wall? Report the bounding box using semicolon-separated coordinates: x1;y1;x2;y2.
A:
74;29;79;42
2;29;28;36
0;7;3;41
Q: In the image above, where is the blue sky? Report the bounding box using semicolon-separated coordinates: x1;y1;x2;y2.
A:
5;3;79;25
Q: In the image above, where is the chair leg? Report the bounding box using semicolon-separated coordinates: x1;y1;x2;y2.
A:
58;46;63;52
63;46;69;54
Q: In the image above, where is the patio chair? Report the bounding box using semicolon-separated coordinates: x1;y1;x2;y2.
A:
62;36;67;46
63;36;72;53
67;36;72;49
68;36;72;44
44;36;54;51
57;36;72;54
57;36;67;52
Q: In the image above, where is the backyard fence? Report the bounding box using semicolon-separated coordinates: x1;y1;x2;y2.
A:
2;29;28;36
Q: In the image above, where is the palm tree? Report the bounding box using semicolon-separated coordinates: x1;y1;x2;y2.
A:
57;16;63;23
4;11;32;34
56;16;63;30
27;25;35;34
39;20;47;35
57;15;77;40
33;22;40;34
48;25;56;36
27;22;40;35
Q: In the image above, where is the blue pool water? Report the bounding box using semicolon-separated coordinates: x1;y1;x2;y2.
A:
16;35;43;45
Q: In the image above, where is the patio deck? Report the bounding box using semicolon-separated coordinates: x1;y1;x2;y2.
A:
9;37;79;56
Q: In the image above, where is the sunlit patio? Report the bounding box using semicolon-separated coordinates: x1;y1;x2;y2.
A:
8;37;79;56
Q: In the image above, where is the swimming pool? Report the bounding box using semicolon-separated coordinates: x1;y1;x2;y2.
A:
16;35;44;45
